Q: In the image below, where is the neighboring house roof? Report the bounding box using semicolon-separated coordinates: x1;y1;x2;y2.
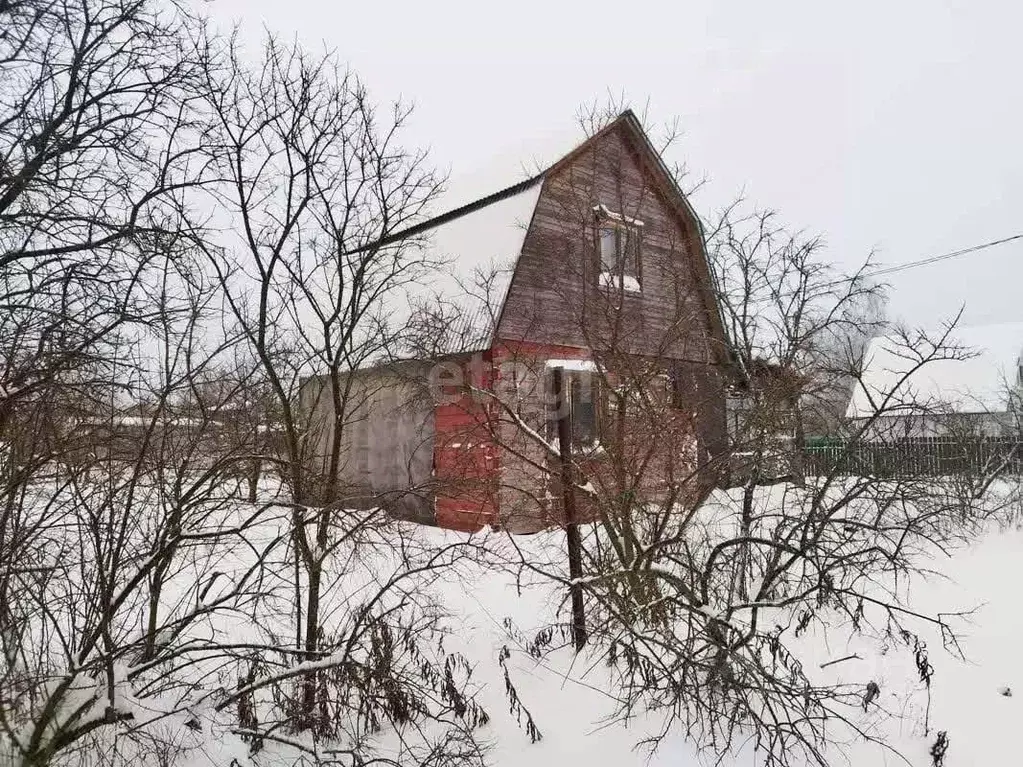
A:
847;322;1023;418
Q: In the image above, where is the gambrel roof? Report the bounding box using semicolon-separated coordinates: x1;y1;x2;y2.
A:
394;176;544;356
368;111;728;361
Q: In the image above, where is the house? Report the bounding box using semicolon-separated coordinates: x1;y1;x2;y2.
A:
301;111;733;532
847;322;1023;438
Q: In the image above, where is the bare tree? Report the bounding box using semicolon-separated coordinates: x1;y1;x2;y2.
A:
4;9;1011;761
706;204;888;484
0;246;275;766
0;0;208;418
192;29;487;739
1;5;491;765
455;103;1007;766
1;3;213;757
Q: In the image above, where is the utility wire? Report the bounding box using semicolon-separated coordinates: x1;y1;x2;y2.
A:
862;233;1023;280
714;232;1023;305
787;233;1023;295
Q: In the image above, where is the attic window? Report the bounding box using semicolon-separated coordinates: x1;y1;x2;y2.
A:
594;206;642;293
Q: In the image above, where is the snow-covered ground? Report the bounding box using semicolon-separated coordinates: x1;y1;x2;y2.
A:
7;480;1022;767
824;526;1023;766
191;507;1023;767
383;521;1023;767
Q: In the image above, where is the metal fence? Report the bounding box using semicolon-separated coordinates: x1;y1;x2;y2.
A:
803;436;1023;478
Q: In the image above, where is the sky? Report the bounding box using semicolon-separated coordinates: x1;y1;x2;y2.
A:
210;0;1023;330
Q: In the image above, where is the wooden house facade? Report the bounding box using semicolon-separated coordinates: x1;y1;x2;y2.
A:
301;111;732;532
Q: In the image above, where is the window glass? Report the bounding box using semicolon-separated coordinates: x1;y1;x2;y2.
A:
595;212;641;287
570;375;598;446
620;226;639;276
547;370;600;449
599;227;617;272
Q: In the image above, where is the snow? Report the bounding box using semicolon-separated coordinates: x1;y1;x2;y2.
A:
592;203;645;227
401;180;543;354
77;415;212;427
544;358;598;371
435;118;585;215
13;476;1023;767
434;500;1023;767
848;321;1023;417
901;529;1023;762
598;271;641;293
410;531;706;767
807;521;1023;766
395;119;589;356
367;505;1023;767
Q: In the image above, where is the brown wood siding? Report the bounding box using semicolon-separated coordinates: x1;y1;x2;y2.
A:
490;341;594;532
301;117;732;533
498;125;715;362
488;341;707;533
496;123;727;459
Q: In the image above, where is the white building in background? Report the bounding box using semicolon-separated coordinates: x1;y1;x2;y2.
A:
847;322;1023;438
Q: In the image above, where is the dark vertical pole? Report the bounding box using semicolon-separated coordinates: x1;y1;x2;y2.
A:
552;367;587;651
791;395;806;487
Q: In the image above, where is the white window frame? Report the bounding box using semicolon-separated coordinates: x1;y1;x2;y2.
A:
594;205;643;293
546;365;602;449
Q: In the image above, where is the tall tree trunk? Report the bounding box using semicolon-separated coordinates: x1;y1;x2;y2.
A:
299;510;330;731
300;560;322;729
791;398;806;486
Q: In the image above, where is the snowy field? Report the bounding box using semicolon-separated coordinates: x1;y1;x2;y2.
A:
5;480;1022;767
356;516;1023;767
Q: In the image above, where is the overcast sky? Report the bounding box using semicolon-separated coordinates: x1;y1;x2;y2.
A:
212;0;1022;330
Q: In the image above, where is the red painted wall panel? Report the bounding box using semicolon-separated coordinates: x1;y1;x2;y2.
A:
432;353;501;532
431;343;597;532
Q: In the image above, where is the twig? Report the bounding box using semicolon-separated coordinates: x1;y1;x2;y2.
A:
819;653;861;669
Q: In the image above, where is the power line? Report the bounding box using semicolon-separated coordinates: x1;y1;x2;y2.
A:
719;232;1023;303
863;233;1023;280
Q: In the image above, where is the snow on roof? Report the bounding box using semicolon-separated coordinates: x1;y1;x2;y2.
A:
847;321;1023;418
394;120;590;357
398;180;544;355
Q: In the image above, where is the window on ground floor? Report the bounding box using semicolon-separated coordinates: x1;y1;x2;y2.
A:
546;368;601;450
